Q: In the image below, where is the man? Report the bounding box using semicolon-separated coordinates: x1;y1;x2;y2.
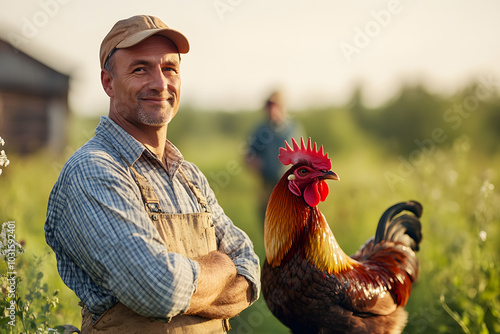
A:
246;90;303;220
45;15;260;333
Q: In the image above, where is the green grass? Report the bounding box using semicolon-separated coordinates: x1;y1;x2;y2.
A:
1;108;499;333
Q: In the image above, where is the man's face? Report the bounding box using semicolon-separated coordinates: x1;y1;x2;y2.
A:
267;102;286;125
103;35;181;127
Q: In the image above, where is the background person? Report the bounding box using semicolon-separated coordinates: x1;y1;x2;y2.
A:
246;90;304;220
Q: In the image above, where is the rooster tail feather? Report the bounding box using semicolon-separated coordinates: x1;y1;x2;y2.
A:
374;201;423;251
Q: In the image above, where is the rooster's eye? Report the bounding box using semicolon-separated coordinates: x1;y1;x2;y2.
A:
298;168;308;176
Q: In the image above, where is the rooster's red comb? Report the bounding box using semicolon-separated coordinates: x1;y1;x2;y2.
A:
279;137;331;170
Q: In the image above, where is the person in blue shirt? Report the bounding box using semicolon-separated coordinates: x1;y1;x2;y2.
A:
246;90;304;220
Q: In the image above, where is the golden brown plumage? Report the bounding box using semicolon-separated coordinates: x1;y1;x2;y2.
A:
261;138;423;334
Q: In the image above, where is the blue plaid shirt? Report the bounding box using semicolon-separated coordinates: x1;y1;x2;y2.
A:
45;116;260;319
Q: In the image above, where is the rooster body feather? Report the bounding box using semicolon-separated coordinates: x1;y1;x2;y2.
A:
261;138;423;334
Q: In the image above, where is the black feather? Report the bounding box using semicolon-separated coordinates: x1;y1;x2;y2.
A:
374;201;423;251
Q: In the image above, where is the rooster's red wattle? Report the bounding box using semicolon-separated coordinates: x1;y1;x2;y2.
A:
261;137;423;334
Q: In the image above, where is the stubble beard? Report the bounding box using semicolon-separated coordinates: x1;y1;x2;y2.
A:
136;101;177;126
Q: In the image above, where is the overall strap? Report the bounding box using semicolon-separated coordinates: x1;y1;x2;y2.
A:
178;168;211;213
120;155;162;221
120;153;210;216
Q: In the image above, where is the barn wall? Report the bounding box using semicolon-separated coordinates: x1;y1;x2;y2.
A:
0;38;70;156
0;91;68;155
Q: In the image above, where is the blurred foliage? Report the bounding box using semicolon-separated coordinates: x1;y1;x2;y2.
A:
349;81;500;156
0;81;499;333
0;225;67;334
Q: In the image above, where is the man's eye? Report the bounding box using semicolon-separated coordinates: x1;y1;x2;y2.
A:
133;68;146;73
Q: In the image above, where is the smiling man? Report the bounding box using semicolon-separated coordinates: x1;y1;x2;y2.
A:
45;15;260;333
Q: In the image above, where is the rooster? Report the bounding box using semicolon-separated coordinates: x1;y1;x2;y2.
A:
261;137;423;334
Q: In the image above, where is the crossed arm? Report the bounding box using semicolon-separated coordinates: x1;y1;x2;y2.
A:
186;251;253;319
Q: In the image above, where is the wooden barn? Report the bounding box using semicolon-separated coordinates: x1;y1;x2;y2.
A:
0;38;70;155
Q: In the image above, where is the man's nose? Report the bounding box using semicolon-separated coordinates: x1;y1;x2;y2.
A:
149;67;169;92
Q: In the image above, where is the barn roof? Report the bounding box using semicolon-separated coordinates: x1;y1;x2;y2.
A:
0;38;69;97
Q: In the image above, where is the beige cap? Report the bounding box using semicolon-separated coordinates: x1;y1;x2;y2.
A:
100;15;190;69
266;90;284;107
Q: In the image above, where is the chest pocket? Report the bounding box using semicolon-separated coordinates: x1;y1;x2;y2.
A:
153;212;217;258
127;162;217;258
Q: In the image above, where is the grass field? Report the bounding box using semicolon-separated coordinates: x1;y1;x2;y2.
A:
1;104;499;333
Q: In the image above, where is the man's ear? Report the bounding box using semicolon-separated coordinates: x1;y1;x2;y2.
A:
101;69;114;98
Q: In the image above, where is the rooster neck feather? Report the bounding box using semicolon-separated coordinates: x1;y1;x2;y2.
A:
305;207;357;274
264;177;309;267
264;175;356;274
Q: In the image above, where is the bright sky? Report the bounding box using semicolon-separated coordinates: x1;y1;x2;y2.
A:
1;0;499;115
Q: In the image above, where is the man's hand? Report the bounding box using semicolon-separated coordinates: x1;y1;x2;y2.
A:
185;251;252;319
195;274;252;319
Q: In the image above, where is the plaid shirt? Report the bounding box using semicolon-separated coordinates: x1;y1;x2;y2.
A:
45;116;260;319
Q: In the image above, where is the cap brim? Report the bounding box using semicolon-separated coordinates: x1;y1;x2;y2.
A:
116;28;190;53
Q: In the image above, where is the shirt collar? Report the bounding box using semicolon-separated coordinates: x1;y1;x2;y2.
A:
95;116;145;165
95;116;184;176
163;139;184;176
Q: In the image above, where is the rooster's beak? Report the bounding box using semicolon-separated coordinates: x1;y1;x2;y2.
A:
319;170;340;181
